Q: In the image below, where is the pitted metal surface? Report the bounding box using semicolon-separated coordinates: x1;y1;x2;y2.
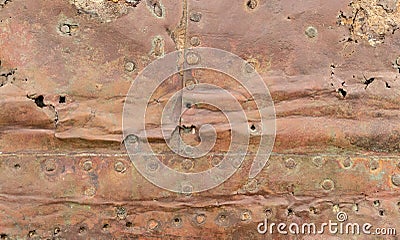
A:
1;0;400;238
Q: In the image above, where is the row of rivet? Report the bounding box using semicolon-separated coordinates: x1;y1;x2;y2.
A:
2;197;399;239
39;154;400;189
283;156;400;188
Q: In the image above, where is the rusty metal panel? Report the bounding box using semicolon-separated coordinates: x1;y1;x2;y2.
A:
1;0;400;239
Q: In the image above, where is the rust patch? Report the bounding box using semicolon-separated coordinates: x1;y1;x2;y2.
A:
338;0;400;46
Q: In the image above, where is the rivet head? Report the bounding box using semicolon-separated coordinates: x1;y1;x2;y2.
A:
305;26;318;38
391;174;400;186
246;0;258;9
44;159;57;172
190;36;200;46
189;12;202;22
369;159;379;171
194;213;206;225
181;159;194;171
54;227;61;235
60;24;70;34
215;212;231;226
240;210;252;222
84;186;96;197
116;206;127;220
146;160;159;172
147;219;160;230
264;208;272;217
114;161;126;173
342;157;353;168
125;134;138;144
182;184;193;195
82;160;93;171
211;155;222;167
321;179;335;191
185;79;197;90
78;226;87;234
312;156;325;167
124;61;136;72
244;179;258;193
172;216;182;227
284;158;297;169
244;62;255;73
186;52;200;65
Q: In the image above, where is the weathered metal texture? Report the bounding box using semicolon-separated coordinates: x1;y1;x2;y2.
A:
0;0;400;239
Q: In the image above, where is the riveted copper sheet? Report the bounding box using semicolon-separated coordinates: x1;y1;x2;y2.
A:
1;0;400;238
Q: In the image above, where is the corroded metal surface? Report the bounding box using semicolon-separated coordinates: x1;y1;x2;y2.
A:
1;0;400;239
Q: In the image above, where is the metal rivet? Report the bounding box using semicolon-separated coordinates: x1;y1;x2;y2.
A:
305;26;318;38
244;62;255;73
369;159;379;171
287;208;294;216
60;24;70;34
284;158;297;169
84;186;96;197
189;12;202;22
126;221;133;227
146;160;159;172
125;134;138;144
102;223;110;231
182;159;194;171
190;36;200;46
309;207;317;214
246;0;258;9
124;61;136;72
215;212;231;227
379;209;384;216
172;216;182;227
332;204;340;212
114;161;126;173
249;123;257;133
28;230;36;238
44;159;57;172
194;213;206;225
240;210;252;222
264;208;272;217
391;174;400;186
147;219;160;230
185;79;197;90
82;160;93;171
244;179;258;192
13;163;21;170
54;227;61;235
211;156;222;167
231;157;242;169
312;156;325;167
321;179;334;191
78;226;87;234
342;157;353;168
184;145;194;154
186;52;200;65
182;184;193;195
116;206;127;220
